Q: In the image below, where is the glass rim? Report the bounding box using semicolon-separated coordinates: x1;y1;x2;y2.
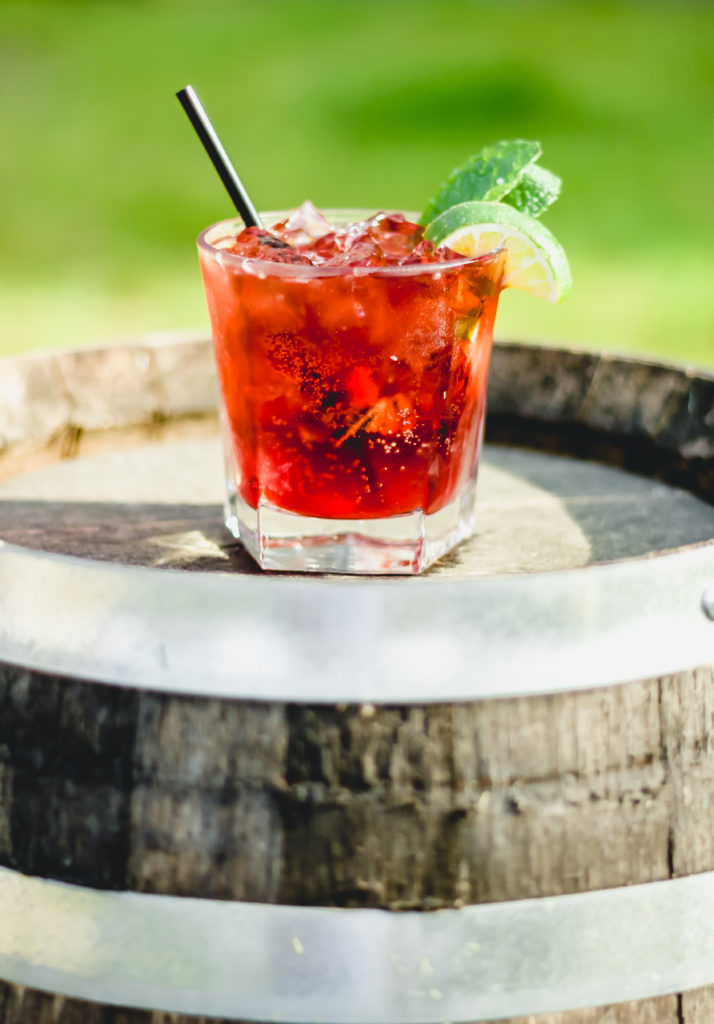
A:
197;209;504;279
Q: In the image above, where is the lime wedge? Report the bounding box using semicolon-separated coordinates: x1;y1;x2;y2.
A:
425;200;571;303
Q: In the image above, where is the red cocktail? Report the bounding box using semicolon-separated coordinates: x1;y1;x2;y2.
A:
198;205;504;573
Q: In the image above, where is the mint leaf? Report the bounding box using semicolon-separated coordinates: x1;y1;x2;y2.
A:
420;139;541;226
502;163;561;218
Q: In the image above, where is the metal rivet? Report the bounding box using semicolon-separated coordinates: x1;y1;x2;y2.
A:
702;583;714;620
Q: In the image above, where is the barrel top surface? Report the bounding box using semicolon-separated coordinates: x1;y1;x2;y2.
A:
1;334;714;702
0;432;712;578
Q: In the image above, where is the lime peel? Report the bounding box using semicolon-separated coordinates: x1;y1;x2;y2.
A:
425;200;571;304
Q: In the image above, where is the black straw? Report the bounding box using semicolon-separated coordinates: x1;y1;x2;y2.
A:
176;85;262;228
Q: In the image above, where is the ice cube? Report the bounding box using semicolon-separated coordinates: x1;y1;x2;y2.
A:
275;201;335;246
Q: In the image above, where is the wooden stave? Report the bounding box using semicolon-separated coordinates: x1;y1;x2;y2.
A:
2;660;714;909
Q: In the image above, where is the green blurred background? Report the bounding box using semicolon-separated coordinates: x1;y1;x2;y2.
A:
2;0;712;365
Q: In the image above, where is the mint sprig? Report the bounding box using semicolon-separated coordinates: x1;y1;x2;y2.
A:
420;139;562;226
501;162;561;218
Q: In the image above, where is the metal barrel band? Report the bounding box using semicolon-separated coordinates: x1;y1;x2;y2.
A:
1;864;713;1022
2;540;714;703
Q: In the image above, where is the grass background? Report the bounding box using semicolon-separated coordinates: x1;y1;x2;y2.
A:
1;0;712;366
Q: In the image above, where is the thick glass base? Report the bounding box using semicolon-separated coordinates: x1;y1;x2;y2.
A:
225;483;479;574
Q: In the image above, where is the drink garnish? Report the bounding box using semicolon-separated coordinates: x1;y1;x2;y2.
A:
422;139;570;302
421;140;546;224
425;201;570;302
502;162;562;218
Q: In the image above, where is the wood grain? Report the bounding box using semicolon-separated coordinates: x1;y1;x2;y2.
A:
1;666;711;907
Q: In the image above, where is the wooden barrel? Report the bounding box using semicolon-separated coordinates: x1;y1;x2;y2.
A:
2;331;714;1024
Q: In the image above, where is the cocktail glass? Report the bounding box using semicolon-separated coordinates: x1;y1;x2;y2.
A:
198;210;505;574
